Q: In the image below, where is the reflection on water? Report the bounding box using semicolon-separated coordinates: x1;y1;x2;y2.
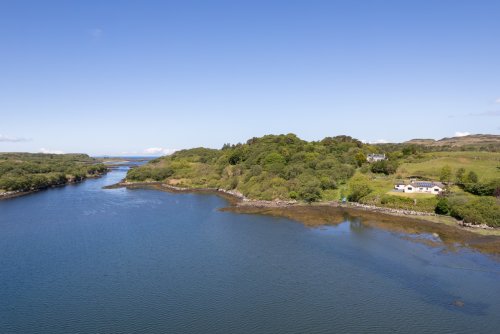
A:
225;203;500;256
0;167;499;334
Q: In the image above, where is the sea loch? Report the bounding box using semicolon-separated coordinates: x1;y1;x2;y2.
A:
1;166;499;333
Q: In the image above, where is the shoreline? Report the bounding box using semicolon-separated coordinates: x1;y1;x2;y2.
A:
106;180;500;255
0;189;37;200
108;181;499;235
0;172;108;201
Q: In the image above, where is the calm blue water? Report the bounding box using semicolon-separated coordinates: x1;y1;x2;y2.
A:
1;167;499;333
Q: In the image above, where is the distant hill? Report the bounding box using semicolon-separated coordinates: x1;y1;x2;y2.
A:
404;134;500;147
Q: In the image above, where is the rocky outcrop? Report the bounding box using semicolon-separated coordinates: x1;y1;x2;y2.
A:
0;190;35;200
344;202;436;216
458;221;494;230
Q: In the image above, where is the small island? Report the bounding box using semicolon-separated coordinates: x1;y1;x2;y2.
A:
0;153;108;199
123;133;500;229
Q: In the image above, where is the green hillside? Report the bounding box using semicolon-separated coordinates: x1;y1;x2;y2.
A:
126;134;500;227
127;134;365;202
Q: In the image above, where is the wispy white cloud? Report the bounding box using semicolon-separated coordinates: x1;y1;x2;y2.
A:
468;110;500;117
495;98;500;104
454;131;470;137
0;134;30;142
360;139;390;144
89;28;103;40
143;147;178;155
39;148;64;154
370;139;389;144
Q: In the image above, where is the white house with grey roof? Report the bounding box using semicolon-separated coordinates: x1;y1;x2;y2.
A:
394;181;444;194
366;153;386;162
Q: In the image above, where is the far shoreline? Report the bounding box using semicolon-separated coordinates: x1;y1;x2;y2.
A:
0;172;108;201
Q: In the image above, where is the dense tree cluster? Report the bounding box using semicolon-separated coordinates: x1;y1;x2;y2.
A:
0;153;107;192
127;134;370;202
370;160;399;175
447;195;500;227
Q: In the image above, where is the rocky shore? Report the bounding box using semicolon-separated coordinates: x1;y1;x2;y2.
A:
0;190;34;200
109;180;500;235
110;181;446;218
104;180;500;253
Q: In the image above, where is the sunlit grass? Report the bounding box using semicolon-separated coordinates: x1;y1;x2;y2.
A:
387;191;436;199
398;152;500;182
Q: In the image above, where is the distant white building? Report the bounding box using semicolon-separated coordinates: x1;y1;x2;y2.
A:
367;153;386;162
394;181;444;194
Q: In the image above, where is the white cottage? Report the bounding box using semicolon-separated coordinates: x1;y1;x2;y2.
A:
394;181;444;194
367;154;386;162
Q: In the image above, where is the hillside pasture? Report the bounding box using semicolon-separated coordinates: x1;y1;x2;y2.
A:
388;191;436;199
397;151;500;182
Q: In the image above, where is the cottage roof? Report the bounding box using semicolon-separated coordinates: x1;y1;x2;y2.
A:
409;181;444;188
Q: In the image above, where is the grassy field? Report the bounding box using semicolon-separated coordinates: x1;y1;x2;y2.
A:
397;151;500;182
388;191;436;199
345;150;500;214
361;151;500;198
365;174;396;195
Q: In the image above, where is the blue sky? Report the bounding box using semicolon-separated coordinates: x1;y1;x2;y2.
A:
1;0;499;155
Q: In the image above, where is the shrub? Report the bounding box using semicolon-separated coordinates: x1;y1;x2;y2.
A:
435;197;450;215
298;180;322;203
466;171;478;183
370;160;398;175
320;176;337;190
348;175;372;202
449;196;500;227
